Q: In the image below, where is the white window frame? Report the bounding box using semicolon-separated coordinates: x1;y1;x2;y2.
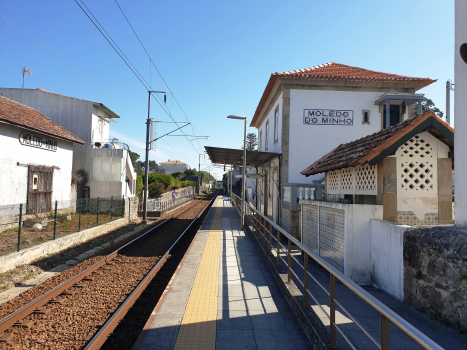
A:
92;157;122;182
362;110;370;125
274;108;279;143
259;130;262;151
265;120;269;151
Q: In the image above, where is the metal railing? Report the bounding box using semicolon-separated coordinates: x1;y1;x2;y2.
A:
140;187;194;212
232;193;443;350
92;141;130;150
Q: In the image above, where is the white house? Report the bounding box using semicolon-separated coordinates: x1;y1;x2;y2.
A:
159;160;188;174
0;96;84;213
249;62;436;238
0;88;136;198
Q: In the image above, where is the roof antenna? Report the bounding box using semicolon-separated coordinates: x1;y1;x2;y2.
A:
22;67;32;89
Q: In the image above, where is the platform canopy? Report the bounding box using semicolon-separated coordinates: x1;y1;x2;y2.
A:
204;146;280;168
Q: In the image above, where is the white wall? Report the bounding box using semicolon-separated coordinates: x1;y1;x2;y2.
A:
289;90;395;184
302;200;383;285
455;0;467;226
370;220;409;300
160;162;188;174
258;92;282;153
0;123;74;205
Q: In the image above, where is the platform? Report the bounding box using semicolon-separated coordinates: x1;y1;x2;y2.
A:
137;195;310;350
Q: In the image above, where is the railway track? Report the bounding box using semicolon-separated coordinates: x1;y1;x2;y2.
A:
0;191;218;349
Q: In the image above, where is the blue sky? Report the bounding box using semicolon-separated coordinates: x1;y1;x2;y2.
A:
0;0;454;180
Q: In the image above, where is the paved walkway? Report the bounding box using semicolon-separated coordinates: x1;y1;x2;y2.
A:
138;195;310;350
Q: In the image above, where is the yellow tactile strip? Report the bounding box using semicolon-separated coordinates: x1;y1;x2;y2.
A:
174;200;223;350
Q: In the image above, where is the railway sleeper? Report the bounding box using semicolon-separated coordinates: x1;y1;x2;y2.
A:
13;320;33;328
33;308;51;315
0;334;13;343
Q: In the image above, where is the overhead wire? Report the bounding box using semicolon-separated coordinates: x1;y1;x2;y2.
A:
0;13;145;123
74;0;199;155
113;0;205;153
0;13;198;167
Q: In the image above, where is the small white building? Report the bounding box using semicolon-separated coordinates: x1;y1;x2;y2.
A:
249;62;436;238
0;96;84;212
0;88;136;198
159;160;188;174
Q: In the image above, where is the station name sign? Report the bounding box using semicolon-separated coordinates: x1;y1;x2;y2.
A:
303;109;353;126
19;132;58;152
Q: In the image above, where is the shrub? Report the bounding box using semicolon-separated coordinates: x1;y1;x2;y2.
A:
148;182;165;198
148;173;173;188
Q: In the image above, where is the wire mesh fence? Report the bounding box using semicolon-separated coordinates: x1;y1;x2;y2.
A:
0;196;126;257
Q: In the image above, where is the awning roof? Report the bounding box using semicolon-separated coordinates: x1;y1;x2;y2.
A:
205;146;280;168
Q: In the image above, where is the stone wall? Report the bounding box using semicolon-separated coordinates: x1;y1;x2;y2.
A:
125;197;139;221
404;226;467;332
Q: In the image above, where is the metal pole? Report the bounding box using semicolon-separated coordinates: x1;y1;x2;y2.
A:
110;196;113;221
381;315;390;350
241;118;247;230
385;99;390;129
53;200;58;240
142;91;152;224
287;239;291;283
304;254;308;306
17;204;22;252
96;197;100;224
230;166;233;204
330;274;336;348
446;80;451;125
78;198;82;232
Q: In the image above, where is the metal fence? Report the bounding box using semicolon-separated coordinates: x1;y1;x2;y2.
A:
0;196;126;257
140;186;194;212
231;193;442;350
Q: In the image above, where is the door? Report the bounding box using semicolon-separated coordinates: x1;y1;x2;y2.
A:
27;165;54;214
273;171;278;223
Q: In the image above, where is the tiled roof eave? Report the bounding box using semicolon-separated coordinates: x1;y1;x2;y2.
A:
0;119;85;144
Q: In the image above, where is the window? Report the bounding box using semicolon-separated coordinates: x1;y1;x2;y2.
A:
259;130;262;151
92;157;122;181
265;121;269;151
362;110;370;124
274;108;279;143
382;105;401;129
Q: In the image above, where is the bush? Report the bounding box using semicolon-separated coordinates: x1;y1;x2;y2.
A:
148;173;173;188
148;182;165;198
136;175;144;198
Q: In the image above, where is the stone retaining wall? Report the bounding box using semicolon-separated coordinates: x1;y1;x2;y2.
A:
0;217;127;274
404;226;467;331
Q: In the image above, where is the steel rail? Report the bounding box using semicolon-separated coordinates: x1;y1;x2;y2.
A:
0;192;216;335
85;191;217;349
235;193;443;350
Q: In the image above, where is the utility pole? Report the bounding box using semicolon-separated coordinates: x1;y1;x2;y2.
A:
446;80;454;125
198;153;205;195
142;91;166;224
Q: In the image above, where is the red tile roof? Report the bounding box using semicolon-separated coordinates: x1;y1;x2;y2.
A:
250;62;436;127
0;96;84;144
300;110;453;177
160;160;187;165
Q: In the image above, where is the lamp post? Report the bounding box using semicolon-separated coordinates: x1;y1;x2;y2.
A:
227;115;247;230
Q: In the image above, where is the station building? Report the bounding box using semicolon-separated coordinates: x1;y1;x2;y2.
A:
0;96;84;217
248;62;436;238
0;88;137;199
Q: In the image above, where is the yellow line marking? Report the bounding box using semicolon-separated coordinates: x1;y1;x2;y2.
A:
174;197;223;350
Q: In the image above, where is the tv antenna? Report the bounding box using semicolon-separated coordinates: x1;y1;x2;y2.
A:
22;67;32;89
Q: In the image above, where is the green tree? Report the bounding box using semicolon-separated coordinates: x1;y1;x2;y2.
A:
129;151;140;165
242;133;258;151
148;160;158;172
184;168;197;176
415;98;444;118
170;171;184;179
